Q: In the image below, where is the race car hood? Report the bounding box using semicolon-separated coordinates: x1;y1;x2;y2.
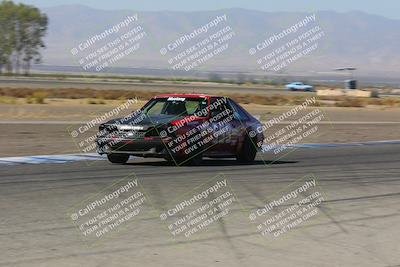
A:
103;113;183;130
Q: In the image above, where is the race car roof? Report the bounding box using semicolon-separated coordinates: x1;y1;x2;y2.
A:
153;93;219;99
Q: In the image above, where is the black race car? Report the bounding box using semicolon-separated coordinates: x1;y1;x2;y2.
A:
96;94;264;165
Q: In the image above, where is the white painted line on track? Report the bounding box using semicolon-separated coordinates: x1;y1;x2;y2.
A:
0;121;87;124
1;140;399;166
0;153;105;166
261;140;400;153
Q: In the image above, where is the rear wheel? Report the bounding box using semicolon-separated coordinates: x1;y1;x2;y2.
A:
237;137;257;163
107;154;129;164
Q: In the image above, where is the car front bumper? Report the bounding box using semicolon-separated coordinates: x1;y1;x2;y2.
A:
96;137;172;158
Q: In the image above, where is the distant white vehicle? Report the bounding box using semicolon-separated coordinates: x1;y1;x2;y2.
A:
285;82;315;92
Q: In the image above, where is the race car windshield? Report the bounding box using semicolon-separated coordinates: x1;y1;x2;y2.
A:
143;97;209;117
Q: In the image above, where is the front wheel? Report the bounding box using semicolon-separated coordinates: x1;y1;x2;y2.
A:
237;137;257;163
107;154;129;164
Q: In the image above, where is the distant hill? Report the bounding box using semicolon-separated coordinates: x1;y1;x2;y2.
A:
40;5;400;77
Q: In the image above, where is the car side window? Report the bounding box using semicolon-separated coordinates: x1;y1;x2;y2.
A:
210;97;232;115
228;99;250;121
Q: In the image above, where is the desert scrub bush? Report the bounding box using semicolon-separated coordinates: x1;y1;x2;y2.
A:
0;96;17;104
369;98;400;106
26;91;47;104
335;98;366;107
117;96;127;103
87;98;106;105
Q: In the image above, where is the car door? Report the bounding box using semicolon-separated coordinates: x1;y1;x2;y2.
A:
205;97;238;155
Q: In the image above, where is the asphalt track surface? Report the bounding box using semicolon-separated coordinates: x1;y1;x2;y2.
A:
0;144;399;267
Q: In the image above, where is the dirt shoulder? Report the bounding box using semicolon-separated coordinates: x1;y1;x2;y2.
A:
1;98;400;122
1;101;399;157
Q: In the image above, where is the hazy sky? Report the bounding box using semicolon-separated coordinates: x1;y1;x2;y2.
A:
14;0;400;20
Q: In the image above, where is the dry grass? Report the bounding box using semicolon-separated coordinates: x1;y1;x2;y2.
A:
227;94;320;106
335;98;366;107
0;96;17;104
0;88;151;100
1;87;400;107
25;91;48;104
320;95;400;107
368;97;400;106
86;98;106;105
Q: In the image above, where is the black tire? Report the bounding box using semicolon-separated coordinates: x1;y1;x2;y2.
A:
237;137;257;163
107;154;129;164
